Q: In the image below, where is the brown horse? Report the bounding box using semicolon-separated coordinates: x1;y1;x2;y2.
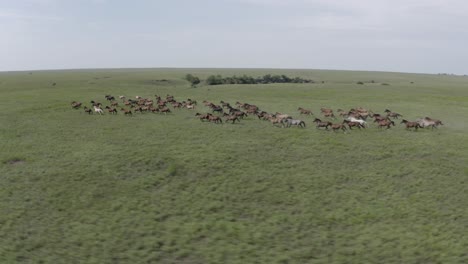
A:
71;101;82;109
105;106;118;114
232;111;247;119
224;114;240;124
208;115;222;123
120;108;132;115
298;107;313;115
159;107;171;114
331;123;347;132
313;118;332;130
377;119;395;129
387;112;403;119
195;113;210;121
400;119;422;131
323;112;335;118
320;107;333;113
268;117;283;126
373;116;389;123
83;106;93;114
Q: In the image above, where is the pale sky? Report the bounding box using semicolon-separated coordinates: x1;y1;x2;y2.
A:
1;0;468;74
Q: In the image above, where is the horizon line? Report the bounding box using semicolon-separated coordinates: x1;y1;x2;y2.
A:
0;66;465;76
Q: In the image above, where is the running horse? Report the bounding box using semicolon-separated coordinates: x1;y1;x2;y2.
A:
377;119;395;129
400;119;422;131
282;119;306;128
313;118;332;130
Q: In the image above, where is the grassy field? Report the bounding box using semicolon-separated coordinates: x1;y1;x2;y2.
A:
1;68;467;263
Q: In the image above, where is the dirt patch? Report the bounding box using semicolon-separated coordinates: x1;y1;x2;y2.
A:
140;79;171;85
5;158;25;165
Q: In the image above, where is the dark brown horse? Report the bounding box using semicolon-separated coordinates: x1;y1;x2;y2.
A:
105;106;118;114
377;119;395;129
195;113;211;121
120;108;132;115
159;107;171;114
400;119;422;131
232;111;247;119
83;106;93;114
313;118;332;130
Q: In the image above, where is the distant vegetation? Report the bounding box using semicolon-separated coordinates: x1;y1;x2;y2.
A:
185;74;201;87
200;74;314;85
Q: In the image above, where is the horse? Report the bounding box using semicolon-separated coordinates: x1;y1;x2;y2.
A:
220;101;231;108
417;117;443;129
71;101;82;109
400;119;422;131
105;106;118;114
313;118;332;130
323;112;335;118
195;113;210;121
282;119;306;128
83;106;93;114
387;112;403;119
232;111;248;119
373;116;390;123
93;106;104;115
274;113;292;121
223;114;240;124
159;107;171;114
297;107;313;115
343;119;365;129
320;107;333;113
377;119;395;129
331;123;347;132
424;117;443;126
268;117;283;127
187;99;197;105
208;115;222;123
120;108;132;115
90;101;102;107
171;102;182;109
346;117;367;127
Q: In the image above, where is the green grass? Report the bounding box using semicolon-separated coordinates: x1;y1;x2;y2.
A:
1;68;467;263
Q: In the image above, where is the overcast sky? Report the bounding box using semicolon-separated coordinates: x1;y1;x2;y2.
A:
1;0;468;74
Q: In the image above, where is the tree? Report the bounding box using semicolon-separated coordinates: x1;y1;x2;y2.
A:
185;74;200;87
205;75;224;85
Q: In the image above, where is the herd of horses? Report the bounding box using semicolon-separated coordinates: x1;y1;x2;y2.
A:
71;95;444;132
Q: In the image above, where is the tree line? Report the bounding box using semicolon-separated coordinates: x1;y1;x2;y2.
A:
185;74;314;86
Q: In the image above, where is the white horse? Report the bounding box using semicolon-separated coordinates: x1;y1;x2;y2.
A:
93;106;104;115
416;117;442;129
346;116;367;127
